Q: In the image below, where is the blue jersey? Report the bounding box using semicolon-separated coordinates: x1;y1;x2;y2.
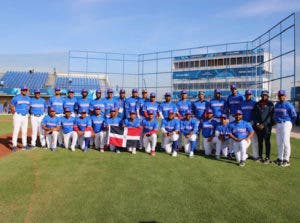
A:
48;96;64;114
11;94;30;115
209;98;227;118
75;116;92;131
141;118;158;134
75;98;91;113
241;99;256;122
199;119;218;138
104;116;123;127
192;100;209;120
123;118;141;128
143;101;159;116
215;123;230;140
274;101;297;123
137;98;149;118
227;94;244;115
30;97;47;115
125;97;139;118
90;98;106;117
228;120;254;139
60;116;76;134
104;98;118;118
63;97;77;113
180;118;199;135
158;101;177;119
91;115;105;133
116;97;126;119
42;115;61;128
176;100;192;117
161;118;180;133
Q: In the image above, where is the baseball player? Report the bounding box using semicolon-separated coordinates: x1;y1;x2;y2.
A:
274;90;297;167
75;89;91;115
161;110;180;157
29;89;47;148
104;88;118;118
142;92;159;118
41;107;61;151
199;108;219;156
137;89;149;119
90;89;106;118
252;90;275;163
74;109;92;152
116;89;126;120
215;114;230;159
104;108;123;153
63;89;77;117
123;110;141;154
91;106;106;152
227;84;244;122
240;90;258;161
228;110;254;167
141;110;158;156
180;110;199;157
60;108;78;151
125;88;140;119
176;90;192;119
10;85;31;151
209;89;227;122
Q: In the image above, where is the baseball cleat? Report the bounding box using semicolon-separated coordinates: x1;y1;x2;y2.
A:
12;146;17;152
115;149;120;154
239;161;246;167
100;148;104;153
189;151;194;158
172;151;178;157
215;155;220;160
282;160;290;167
22;146;27;151
150;151;156;156
263;158;270;164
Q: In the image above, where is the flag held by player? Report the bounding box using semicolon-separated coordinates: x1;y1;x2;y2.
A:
108;126;141;148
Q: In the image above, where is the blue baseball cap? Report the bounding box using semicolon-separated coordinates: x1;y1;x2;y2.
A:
150;92;156;97
214;89;221;94
81;89;88;93
96;89;101;93
94;106;101;110
147;110;154;115
68;89;74;93
235;110;243;115
55;87;61;91
198;91;205;95
34;89;40;94
165;92;171;96
168;110;174;114
110;108;117;112
132;88;138;93
64;107;71;113
142;89;148;93
107;88;113;93
181;90;187;94
245;90;252;95
49;107;56;112
230;84;237;89
220;114;227;119
130;110;136;114
21;85;28;90
206;108;213;114
119;89;125;94
186;110;192;115
278;90;286;96
80;109;87;113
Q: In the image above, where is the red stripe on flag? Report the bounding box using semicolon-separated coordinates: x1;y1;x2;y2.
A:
109;137;124;147
127;127;141;137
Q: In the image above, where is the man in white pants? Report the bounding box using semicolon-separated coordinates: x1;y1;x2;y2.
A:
29;89;47;148
141;110;158;156
161;110;180;157
91;107;106;152
41;107;61;151
10;86;31;151
74;109;92;152
274;90;297;167
228;110;254;167
60;108;78;151
215;114;230;159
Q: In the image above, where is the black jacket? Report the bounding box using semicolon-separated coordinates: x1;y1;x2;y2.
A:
252;100;275;128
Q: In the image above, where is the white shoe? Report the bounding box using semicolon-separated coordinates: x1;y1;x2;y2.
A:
172;151;177;157
71;147;75;152
189;151;194;158
128;147;132;152
132;148;136;155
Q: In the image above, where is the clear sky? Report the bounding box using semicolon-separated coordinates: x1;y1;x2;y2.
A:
0;0;299;55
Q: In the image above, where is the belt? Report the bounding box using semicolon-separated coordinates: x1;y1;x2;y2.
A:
278;120;288;123
16;113;27;116
32;114;43;117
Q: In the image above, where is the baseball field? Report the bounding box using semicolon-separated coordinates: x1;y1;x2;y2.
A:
0;115;299;223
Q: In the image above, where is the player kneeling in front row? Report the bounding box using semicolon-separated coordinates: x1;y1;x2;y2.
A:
215;114;230;159
180;110;199;157
123;110;141;154
74;109;92;152
228;110;254;167
60;108;78;151
91;106;106;152
161;110;180;157
42;107;61;151
141;110;158;156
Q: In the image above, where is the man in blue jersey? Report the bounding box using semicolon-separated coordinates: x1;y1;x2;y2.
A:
10;85;31;151
60;108;78;151
90;89;106;118
227;84;244;122
116;89;126;120
75;89;91;115
228;110;254;167
274;90;297;167
141;110;158;156
91;106;106;152
199;108;218;156
104;88;118;118
74;109;92;152
209;89;227;122
143;92;159;118
41;107;61;151
176;90;192;120
240;90;258;161
180;110;199;157
215;114;230;159
63;89;77;117
161;110;180;157
30;89;47;149
123;110;141;154
125;88;139;119
137;89;149;119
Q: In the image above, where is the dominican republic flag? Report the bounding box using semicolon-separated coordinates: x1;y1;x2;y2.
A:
108;125;141;148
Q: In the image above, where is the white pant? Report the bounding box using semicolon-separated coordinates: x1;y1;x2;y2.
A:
203;136;218;155
183;133;197;154
78;131;92;150
63;131;78;150
94;131;107;149
276;121;293;162
30;115;46;147
163;133;179;154
56;114;64;145
46;131;59;149
233;139;251;162
143;133;157;153
12;113;28;147
216;138;230;156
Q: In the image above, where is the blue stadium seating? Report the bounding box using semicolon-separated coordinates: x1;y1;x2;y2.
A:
55;76;101;92
0;71;48;89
